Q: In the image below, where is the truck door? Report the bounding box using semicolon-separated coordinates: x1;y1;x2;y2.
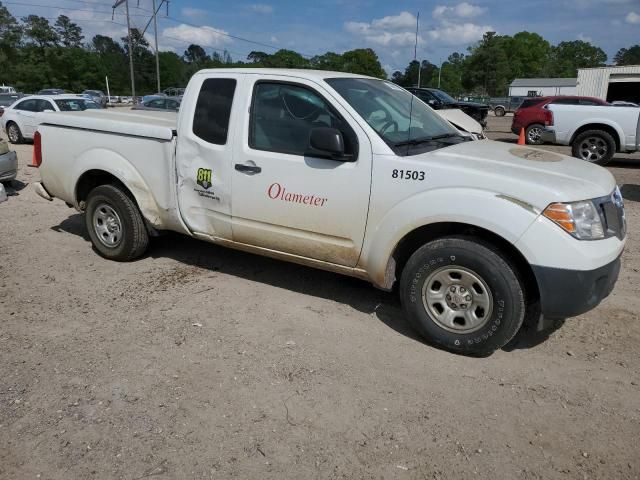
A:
230;76;372;267
175;75;240;239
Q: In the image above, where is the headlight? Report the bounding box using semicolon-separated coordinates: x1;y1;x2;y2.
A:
543;200;605;240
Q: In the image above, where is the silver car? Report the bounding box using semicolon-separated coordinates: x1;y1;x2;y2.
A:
0;138;17;182
132;97;181;112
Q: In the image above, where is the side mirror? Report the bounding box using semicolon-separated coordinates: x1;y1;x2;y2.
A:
427;99;438;107
308;127;348;160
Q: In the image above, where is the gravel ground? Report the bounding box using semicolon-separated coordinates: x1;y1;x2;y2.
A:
1;114;639;480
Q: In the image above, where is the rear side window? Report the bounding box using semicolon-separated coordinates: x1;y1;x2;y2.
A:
520;98;545;108
15;99;37;111
193;78;237;145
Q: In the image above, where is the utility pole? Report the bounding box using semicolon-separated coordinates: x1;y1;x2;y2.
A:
152;0;161;92
113;0;136;101
414;12;420;87
438;59;443;89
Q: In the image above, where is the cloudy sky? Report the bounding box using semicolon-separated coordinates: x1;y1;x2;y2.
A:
5;0;640;74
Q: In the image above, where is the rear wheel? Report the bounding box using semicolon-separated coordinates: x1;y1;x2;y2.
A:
525;123;544;145
6;122;23;144
400;237;525;356
494;106;505;117
85;184;149;261
571;130;615;166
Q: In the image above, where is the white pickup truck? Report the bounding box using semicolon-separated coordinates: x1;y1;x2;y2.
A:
542;104;640;165
32;69;626;356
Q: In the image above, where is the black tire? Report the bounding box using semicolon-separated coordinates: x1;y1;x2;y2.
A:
571;130;616;166
494;106;505;117
525;123;545;145
6;122;23;144
85;184;149;261
400;237;525;356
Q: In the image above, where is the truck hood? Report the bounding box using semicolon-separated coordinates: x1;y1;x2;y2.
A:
436;109;483;135
424;140;616;209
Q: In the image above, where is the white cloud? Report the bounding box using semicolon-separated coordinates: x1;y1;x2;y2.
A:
577;32;592;43
162;24;231;47
181;7;208;18
433;2;487;20
344;12;421;48
371;11;417;30
270;35;279;43
248;4;274;14
625;11;640;24
426;21;493;46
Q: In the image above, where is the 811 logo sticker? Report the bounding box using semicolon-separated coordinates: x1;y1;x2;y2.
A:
194;168;220;201
196;168;212;189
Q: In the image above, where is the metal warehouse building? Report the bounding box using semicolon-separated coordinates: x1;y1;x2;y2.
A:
577;65;640;103
508;78;577;97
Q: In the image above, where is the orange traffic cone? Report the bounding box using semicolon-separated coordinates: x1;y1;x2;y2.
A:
28;147;38;167
517;128;526;146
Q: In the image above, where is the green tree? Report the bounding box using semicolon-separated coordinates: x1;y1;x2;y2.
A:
22;15;58;48
548;40;607;77
184;44;209;64
614;45;640;65
505;32;551;78
340;48;386;78
463;32;511;96
0;1;22;83
247;50;270;64
54;15;83;48
264;49;308;68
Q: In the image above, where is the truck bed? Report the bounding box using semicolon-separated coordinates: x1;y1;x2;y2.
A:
37;109;185;234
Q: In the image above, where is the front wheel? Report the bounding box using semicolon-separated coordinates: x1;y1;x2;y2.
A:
400;237;525;356
85;184;149;261
494;106;505;117
6;122;23;144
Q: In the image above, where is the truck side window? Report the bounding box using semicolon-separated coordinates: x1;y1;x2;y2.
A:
249;82;357;158
15;99;37;112
193;78;237;145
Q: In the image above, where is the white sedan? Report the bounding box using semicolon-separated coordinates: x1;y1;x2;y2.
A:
1;95;100;144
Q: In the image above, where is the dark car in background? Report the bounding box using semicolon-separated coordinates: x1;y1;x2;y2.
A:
37;88;67;95
407;87;489;127
82;90;108;108
511;96;609;145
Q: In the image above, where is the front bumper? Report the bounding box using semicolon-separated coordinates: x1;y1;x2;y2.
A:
540;128;556;144
532;256;621;319
0;150;17;182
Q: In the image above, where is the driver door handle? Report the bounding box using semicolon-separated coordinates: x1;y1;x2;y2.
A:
235;163;262;174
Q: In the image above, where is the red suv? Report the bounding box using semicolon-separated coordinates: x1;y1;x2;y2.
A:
511;96;608;145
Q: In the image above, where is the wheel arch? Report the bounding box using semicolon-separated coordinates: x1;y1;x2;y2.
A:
384;222;540;305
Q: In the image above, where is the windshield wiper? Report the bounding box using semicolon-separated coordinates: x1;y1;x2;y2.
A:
392;132;465;148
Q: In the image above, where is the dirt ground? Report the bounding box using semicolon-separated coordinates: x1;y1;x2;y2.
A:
1;114;639;480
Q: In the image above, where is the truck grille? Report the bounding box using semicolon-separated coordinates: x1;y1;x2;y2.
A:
596;187;626;240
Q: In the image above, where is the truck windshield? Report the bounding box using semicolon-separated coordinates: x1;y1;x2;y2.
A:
326;78;463;155
430;89;456;104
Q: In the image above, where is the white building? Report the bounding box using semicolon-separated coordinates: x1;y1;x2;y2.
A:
576;65;640;103
508;78;577;97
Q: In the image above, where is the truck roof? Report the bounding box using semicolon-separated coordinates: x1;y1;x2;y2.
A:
193;68;374;82
38;110;177;141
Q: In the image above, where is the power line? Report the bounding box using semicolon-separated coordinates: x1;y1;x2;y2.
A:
4;1;151;17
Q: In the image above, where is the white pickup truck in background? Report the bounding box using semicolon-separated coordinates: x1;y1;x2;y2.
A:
542;104;640;165
32;69;626;356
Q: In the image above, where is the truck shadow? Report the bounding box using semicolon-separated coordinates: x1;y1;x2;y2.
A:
52;214;562;355
621;184;640;202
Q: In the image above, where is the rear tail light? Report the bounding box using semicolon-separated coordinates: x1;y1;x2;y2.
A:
543;107;554;126
33;131;42;167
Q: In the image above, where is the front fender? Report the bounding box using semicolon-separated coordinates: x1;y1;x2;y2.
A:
70;148;163;227
359;188;541;288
